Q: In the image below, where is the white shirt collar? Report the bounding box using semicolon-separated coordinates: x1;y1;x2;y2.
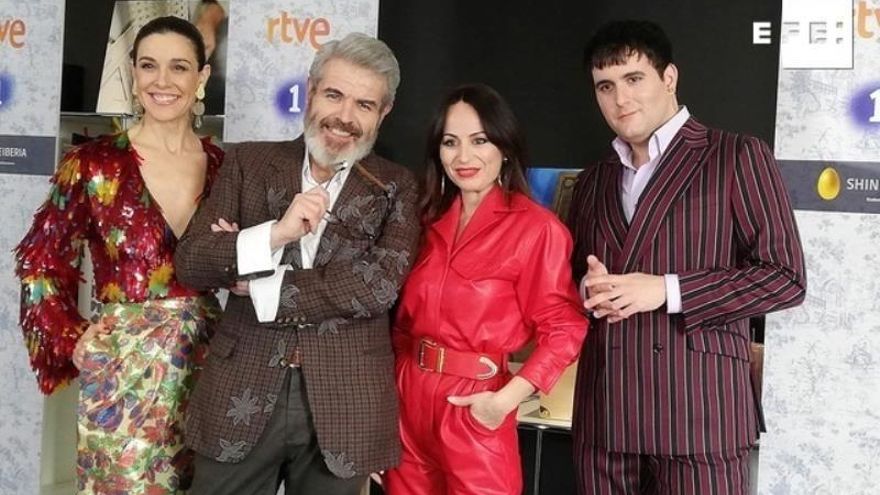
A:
612;106;691;170
301;150;352;190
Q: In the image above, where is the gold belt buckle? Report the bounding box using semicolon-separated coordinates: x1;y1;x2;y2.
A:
418;338;445;373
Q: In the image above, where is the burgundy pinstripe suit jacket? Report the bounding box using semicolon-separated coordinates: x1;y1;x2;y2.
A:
567;118;806;456
174;137;421;476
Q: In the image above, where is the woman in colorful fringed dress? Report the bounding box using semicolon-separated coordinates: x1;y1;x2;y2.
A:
14;17;223;494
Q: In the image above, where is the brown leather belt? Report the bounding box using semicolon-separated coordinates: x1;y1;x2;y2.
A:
279;346;302;368
409;336;505;380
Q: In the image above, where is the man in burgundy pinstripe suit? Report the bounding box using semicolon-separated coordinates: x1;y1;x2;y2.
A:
567;20;806;495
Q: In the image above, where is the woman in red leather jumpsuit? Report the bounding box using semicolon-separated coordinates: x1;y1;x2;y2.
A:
383;84;589;494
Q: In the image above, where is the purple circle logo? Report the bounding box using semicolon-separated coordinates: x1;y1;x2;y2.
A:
0;73;13;112
849;82;880;129
274;79;308;120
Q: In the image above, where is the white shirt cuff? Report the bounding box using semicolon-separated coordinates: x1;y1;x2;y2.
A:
664;274;682;314
236;220;282;275
249;265;288;322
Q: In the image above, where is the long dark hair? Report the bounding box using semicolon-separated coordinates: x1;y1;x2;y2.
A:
421;83;530;224
130;16;208;70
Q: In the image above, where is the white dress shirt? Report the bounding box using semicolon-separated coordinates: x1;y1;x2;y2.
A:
236;152;352;321
581;106;690;314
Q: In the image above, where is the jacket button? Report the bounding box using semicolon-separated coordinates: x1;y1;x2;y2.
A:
653;343;664;354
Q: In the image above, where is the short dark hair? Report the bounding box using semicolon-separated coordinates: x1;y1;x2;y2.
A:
583;20;673;77
421;83;530;224
131;16;207;70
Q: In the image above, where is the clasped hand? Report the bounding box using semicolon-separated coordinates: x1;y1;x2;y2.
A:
272;186;330;247
582;255;666;323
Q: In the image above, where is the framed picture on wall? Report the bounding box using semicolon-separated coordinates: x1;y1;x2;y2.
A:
525;167;582;221
551;171;580;221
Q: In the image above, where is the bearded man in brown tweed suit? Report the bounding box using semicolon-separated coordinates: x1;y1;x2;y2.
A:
174;33;420;495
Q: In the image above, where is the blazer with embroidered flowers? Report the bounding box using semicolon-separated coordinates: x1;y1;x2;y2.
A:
174;137;421;477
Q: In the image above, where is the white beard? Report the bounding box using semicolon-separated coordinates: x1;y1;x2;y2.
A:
303;119;376;167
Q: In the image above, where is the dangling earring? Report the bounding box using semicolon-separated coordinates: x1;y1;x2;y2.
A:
131;85;144;120
498;157;508;186
192;83;206;129
441;174;447;195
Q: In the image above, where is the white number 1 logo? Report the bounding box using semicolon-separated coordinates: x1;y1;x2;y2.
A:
289;84;302;113
870;88;880;123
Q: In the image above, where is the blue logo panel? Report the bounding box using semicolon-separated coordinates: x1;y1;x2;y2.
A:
0;73;14;112
274;79;307;120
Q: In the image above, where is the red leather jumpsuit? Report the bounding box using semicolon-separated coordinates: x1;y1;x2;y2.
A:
384;187;588;494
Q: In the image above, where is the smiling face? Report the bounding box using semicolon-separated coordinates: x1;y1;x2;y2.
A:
132;32;210;124
439;101;504;201
303;58;391;169
592;52;678;153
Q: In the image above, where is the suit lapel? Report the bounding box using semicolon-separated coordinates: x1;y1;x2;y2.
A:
329;156;375;228
312;153;388;266
619;118;710;272
265;138;303;219
451;186;520;259
594;161;628;262
265;139;304;267
429;186;518;259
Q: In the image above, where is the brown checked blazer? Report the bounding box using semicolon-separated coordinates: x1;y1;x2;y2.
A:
174;137;420;477
567;118;806;456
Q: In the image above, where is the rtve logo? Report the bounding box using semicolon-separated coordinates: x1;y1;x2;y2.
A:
0;17;27;48
266;11;331;50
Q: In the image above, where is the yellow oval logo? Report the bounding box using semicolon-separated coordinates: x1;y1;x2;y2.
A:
816;167;841;201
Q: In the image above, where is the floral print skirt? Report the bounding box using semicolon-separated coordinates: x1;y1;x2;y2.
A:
76;296;219;494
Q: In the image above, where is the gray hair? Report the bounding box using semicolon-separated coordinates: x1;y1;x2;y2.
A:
309;33;400;107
